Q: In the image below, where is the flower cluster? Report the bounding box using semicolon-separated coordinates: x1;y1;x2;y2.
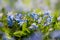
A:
0;11;60;40
43;12;53;26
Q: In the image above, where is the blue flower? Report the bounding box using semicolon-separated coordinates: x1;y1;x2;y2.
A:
7;15;14;27
30;13;39;20
46;16;52;23
47;17;51;22
44;10;51;15
44;15;53;26
50;30;60;39
44;12;49;15
22;31;43;40
48;16;52;21
15;13;22;21
8;20;13;27
29;23;38;30
2;34;9;40
43;11;50;18
18;20;27;26
8;15;14;20
5;5;12;12
44;18;52;26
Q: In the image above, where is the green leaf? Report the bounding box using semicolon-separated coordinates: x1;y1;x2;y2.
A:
14;31;26;37
22;23;30;33
54;22;60;30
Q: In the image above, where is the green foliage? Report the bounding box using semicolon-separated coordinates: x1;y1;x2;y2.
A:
0;0;60;40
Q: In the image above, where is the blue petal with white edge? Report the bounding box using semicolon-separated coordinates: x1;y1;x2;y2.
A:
29;23;38;30
15;13;23;21
30;13;39;20
7;15;14;27
18;20;27;26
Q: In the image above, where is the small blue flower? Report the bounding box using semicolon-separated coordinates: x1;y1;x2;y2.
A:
47;17;51;22
8;15;14;20
5;5;12;12
48;16;52;21
29;23;38;30
46;16;52;22
43;11;50;18
42;11;52;26
50;30;60;39
30;13;39;20
44;23;48;26
22;31;43;40
44;16;53;26
44;12;49;15
18;20;27;26
2;34;9;40
8;20;13;27
7;15;14;27
44;10;51;16
15;13;22;21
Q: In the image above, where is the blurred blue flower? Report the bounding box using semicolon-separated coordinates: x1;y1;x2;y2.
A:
23;31;43;40
15;13;23;21
43;12;53;26
44;10;51;15
0;22;3;27
8;15;14;20
8;21;13;27
29;23;38;30
50;30;60;39
44;12;49;15
47;17;51;22
46;16;52;23
7;15;14;27
15;13;26;23
44;15;53;26
30;13;39;20
2;34;9;40
18;20;27;26
43;11;50;18
5;5;12;12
